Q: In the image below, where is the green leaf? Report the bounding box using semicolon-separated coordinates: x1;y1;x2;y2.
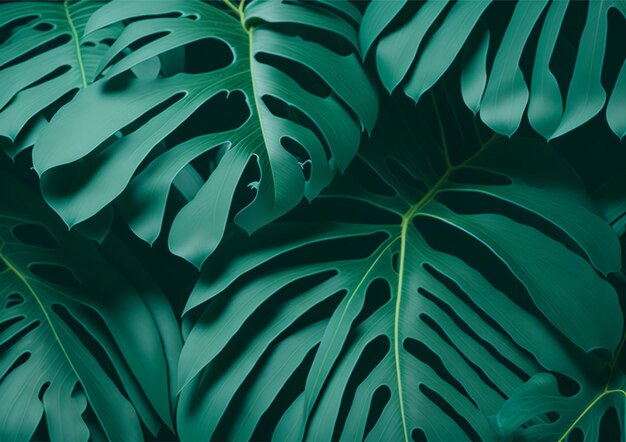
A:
461;21;490;115
176;100;622;441
0;0;120;157
479;1;547;136
31;0;377;268
607;59;626;140
363;0;626;139
0;160;180;441
492;269;626;441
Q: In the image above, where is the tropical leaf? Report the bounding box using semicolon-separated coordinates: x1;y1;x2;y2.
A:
31;0;377;268
361;0;626;139
0;0;121;158
176;97;623;441
490;178;626;441
0;159;181;441
492;332;626;441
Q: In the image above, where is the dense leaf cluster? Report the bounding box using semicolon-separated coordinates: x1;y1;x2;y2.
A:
1;1;626;441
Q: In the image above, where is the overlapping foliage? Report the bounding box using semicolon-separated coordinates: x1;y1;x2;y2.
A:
1;0;626;441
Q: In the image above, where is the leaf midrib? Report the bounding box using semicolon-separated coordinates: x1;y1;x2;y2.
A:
0;245;82;381
557;331;626;441
63;0;87;88
223;0;283;205
392;133;499;442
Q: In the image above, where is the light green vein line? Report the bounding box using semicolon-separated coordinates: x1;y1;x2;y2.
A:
394;133;501;442
0;248;81;379
63;0;87;88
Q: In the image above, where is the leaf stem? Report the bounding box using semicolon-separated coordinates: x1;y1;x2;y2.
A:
0;247;82;382
557;331;626;441
394;132;501;442
557;389;626;442
223;0;247;32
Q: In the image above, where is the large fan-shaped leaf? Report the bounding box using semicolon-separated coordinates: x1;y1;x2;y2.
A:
362;0;626;139
504;175;626;441
176;101;623;441
492;331;626;441
31;0;377;268
0;161;181;441
0;0;122;158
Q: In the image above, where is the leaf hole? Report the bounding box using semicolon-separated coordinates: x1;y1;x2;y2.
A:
256;52;331;98
0;320;39;359
0;315;24;334
281;136;311;171
599;406;621;441
553;372;580;397
38;381;50;401
260;94;333;161
436;190;589;263
332;335;390;440
0;34;71;71
184;37;234;73
20;65;72;95
164;90;248;148
13;223;57;249
354;278;392;328
6;293;24;308
184;141;229;184
422;263;532;383
0;14;39;45
404;335;477;408
0;351;31;384
363;385;391;440
126;11;184;21
546;411;560;423
569;427;584;441
413;215;544;320
392;252;400;273
51;303;127;394
418;384;481;441
412;428;427;442
103;31;171;73
33;22;53;32
120;91;186;137
417;297;509;400
249;348;317;441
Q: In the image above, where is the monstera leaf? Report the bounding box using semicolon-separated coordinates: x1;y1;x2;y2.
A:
500;173;626;441
31;0;377;268
175;99;623;441
492;338;626;441
0;161;181;441
0;0;122;157
362;0;626;139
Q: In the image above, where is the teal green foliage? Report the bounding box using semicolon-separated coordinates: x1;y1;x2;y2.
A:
0;1;626;441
